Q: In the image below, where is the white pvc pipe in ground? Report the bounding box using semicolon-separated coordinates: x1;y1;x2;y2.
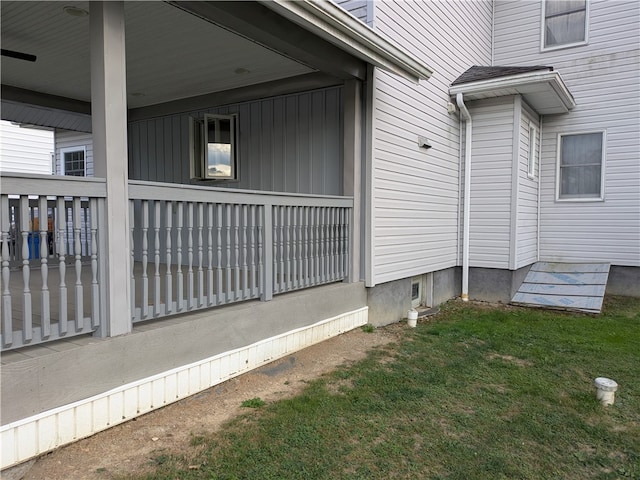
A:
594;377;618;405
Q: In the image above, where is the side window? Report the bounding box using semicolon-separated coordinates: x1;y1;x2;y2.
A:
527;123;537;179
557;131;604;200
190;114;238;181
61;147;86;176
542;0;588;50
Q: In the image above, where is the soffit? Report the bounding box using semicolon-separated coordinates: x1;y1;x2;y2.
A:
0;1;314;110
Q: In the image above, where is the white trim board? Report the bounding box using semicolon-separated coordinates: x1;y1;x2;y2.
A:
0;307;368;470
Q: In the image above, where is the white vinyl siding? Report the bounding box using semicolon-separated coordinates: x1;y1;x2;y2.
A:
467;97;516;269
55;130;94;177
0;120;54;174
517;104;540;268
332;0;373;25
494;0;640;267
369;0;492;285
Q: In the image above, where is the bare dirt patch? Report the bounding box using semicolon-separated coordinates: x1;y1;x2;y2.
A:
486;352;533;367
7;323;405;480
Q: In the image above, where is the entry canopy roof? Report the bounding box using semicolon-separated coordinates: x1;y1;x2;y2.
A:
450;66;576;114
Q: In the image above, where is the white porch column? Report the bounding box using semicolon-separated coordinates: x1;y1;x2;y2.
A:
90;1;131;336
343;79;362;283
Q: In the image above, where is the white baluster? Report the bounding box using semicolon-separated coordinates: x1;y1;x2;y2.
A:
57;198;68;333
279;206;285;292
250;205;257;297
207;204;214;306
216;204;223;304
90;198;99;328
20;197;32;342
129;200;136;321
73;198;83;329
234;205;240;300
331;208;337;281
165;201;173;314
141;200;149;319
285;206;291;291
197;203;204;307
296;207;302;289
39;197;50;337
154;200;161;316
257;206;264;298
187;202;194;309
176;202;184;312
225;204;231;301
1;196;13;347
242;205;248;298
304;207;310;287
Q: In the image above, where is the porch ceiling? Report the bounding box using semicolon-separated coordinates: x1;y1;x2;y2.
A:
0;1;315;111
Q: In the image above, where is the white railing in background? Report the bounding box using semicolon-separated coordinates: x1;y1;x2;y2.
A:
0;174;107;351
129;181;352;323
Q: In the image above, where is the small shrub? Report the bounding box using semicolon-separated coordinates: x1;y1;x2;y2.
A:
241;397;266;408
361;324;375;333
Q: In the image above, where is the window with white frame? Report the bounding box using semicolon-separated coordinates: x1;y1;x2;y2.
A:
190;113;238;180
543;0;588;50
557;131;604;200
61;147;86;176
528;123;537;179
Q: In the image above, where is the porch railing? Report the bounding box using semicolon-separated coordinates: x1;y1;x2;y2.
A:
0;174;107;350
129;181;352;323
0;176;352;350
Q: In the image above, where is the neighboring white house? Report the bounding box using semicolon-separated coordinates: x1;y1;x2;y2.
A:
1;0;638;471
0;120;54;174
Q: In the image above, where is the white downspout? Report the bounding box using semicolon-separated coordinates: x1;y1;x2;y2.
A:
456;93;472;301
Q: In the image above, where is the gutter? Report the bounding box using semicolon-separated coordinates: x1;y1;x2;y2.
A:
456;93;472;302
261;0;433;84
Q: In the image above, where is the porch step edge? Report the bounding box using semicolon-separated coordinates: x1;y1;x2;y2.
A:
0;306;368;471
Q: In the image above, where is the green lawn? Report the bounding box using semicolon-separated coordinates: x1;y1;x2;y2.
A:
127;296;640;480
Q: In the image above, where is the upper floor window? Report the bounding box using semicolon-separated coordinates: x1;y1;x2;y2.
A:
543;0;588;50
61;147;86;176
557;131;605;201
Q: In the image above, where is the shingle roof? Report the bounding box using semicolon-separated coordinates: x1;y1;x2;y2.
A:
451;65;554;86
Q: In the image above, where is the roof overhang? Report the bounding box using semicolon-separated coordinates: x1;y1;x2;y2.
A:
449;70;575;114
260;0;433;84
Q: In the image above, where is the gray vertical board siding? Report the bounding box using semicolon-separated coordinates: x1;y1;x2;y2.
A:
284;96;298;193
370;0;492;285
128;87;343;197
272;97;285;192
55;130;94;177
494;0;640;267
467;97;516;270
324;87;342;195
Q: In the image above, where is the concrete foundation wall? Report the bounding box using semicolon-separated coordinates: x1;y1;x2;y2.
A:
367;267;462;326
1;282;367;425
433;267;461;306
367;277;412;326
606;266;640;297
468;265;532;303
